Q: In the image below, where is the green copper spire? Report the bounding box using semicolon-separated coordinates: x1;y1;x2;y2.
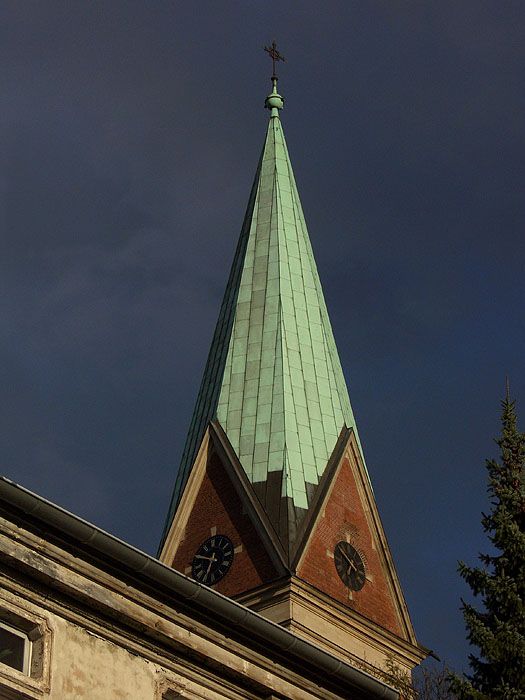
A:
160;71;367;556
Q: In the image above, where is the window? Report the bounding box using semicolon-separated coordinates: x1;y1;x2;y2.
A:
0;598;51;699
0;622;31;676
159;683;184;699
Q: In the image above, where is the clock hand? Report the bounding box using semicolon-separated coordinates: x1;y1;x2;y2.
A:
194;554;215;561
206;553;217;577
339;549;353;566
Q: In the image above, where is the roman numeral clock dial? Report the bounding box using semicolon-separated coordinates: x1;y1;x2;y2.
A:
191;535;234;586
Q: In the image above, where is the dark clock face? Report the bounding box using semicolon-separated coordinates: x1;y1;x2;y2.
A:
334;541;366;591
191;535;234;586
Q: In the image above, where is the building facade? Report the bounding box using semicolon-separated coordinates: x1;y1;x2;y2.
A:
0;477;400;700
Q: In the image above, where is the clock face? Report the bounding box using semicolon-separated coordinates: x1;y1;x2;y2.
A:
334;541;366;591
191;535;234;586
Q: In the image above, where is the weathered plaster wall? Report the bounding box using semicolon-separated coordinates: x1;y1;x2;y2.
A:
49;615;158;700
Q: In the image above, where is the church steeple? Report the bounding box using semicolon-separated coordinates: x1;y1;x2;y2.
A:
159;62;365;560
159;59;426;679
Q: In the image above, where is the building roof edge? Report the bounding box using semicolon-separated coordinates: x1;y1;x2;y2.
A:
0;476;398;700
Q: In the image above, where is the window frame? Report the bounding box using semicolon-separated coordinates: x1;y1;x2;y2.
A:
0;595;51;699
0;620;32;676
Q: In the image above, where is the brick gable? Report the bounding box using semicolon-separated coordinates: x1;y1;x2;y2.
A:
298;456;401;635
170;450;278;597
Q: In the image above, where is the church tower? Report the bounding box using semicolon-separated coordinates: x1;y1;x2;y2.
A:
159;52;427;679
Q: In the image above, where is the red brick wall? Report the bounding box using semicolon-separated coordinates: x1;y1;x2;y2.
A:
171;450;278;597
298;457;401;635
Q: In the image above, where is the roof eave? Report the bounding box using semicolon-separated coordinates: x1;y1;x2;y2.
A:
0;476;398;700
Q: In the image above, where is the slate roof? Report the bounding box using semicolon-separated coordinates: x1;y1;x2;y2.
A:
160;83;367;555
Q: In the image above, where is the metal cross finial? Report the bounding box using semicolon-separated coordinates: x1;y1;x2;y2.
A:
263;40;286;80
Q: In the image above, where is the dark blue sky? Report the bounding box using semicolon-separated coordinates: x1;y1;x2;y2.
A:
1;1;523;675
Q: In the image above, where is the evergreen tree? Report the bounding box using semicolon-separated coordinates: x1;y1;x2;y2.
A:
450;390;525;700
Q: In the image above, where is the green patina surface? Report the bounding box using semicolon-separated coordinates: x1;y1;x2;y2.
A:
160;94;366;551
216;115;364;508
